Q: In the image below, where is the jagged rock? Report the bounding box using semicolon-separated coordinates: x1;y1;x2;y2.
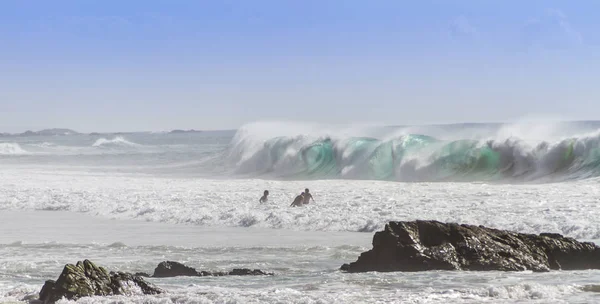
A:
110;272;162;295
134;272;151;277
341;220;600;273
38;260;162;304
152;261;273;277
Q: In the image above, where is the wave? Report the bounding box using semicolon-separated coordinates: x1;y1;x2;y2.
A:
227;124;600;182
0;143;30;155
32;142;56;148
92;136;141;148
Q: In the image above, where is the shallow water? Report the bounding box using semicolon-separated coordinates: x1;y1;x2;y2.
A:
2;175;600;303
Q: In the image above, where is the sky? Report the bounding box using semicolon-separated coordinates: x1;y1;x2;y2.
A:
1;0;599;132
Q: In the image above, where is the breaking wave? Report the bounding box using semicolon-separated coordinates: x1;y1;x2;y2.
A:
226;123;600;182
92;136;141;148
0;143;29;155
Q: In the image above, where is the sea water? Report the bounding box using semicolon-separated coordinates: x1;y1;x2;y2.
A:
2;122;600;303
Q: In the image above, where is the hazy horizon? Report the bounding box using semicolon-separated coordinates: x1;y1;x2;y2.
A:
2;1;599;133
4;118;600;135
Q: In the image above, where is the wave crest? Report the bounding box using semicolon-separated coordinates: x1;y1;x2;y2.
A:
92;136;140;148
0;143;29;155
227;126;600;182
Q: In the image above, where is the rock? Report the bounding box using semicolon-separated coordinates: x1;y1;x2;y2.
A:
153;261;200;277
38;260;162;304
229;268;271;276
134;272;151;277
152;261;273;277
110;272;163;295
341;220;600;273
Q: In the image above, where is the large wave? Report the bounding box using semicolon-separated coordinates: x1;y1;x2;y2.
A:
226;122;600;182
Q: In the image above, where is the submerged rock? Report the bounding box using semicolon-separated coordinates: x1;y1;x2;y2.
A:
341;220;600;273
38;260;162;304
152;261;273;277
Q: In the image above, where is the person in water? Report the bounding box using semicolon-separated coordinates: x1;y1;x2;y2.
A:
302;188;314;205
290;192;304;207
259;190;269;203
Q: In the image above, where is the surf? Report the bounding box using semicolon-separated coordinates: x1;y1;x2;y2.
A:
225;121;600;182
92;136;141;148
0;143;30;155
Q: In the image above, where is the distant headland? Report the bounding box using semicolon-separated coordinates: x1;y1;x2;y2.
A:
0;128;204;137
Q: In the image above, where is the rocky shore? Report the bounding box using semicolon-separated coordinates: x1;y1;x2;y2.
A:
33;221;600;303
37;260;272;304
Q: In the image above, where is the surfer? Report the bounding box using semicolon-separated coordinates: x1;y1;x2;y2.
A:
290;192;304;207
259;190;269;203
302;188;315;205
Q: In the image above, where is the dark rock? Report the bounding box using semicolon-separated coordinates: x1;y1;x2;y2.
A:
153;261;200;277
134;272;151;277
229;268;272;276
38;260;162;304
110;272;163;296
152;261;273;277
341;220;600;273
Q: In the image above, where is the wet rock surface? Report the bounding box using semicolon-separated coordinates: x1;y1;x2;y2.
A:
152;261;273;277
341;220;600;273
38;260;162;304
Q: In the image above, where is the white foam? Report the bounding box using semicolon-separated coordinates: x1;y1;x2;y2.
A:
92;136;141;148
1;168;600;240
0;281;590;304
0;143;29;155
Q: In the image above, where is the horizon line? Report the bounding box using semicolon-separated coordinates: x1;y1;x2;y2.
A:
3;119;600;135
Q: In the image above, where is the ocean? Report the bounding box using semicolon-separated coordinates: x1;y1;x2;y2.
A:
2;121;600;303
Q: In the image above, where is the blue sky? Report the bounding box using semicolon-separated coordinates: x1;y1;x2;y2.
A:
1;0;598;132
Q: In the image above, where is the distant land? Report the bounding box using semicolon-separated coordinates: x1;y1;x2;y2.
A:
168;129;203;134
2;120;598;137
0;128;204;137
0;128;80;137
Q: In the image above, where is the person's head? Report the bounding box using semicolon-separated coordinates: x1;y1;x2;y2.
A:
301;192;305;196
264;190;269;196
305;188;309;193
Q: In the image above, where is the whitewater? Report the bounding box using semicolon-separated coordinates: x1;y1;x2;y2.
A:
2;121;600;303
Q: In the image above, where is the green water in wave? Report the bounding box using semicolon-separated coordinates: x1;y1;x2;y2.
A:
301;139;337;176
259;134;600;181
429;140;501;180
369;135;437;180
